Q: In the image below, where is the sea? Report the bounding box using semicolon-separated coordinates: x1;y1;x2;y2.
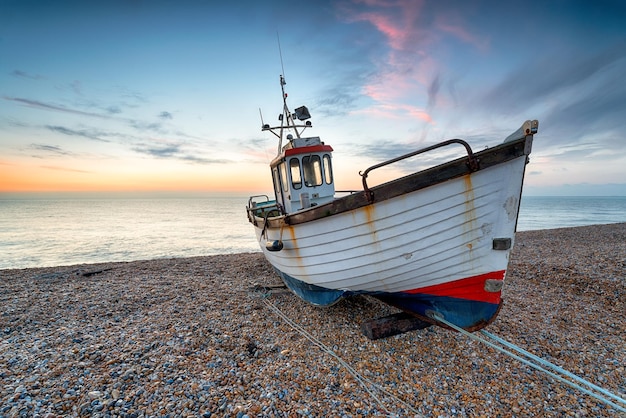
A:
1;195;625;270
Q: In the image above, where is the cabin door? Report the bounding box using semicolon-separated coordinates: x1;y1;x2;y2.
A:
272;166;287;213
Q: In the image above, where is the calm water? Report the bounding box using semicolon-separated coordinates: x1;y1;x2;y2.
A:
0;195;259;270
1;195;624;270
517;196;626;231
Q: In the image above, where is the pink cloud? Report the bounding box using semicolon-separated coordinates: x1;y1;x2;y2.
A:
347;0;487;52
340;0;488;124
346;0;426;51
359;12;406;49
436;18;490;52
353;102;433;123
404;105;433;123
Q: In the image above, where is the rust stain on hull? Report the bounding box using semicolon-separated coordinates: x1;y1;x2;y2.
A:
463;174;477;228
273;224;305;273
462;174;478;264
285;225;299;256
362;203;375;224
362;204;380;243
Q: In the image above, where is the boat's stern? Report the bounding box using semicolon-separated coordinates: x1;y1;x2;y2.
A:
246;195;281;224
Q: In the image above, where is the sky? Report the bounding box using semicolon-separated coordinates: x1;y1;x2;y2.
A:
1;0;625;197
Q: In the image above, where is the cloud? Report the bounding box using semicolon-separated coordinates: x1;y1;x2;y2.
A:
427;73;440;110
435;17;489;52
107;106;122;114
335;1;486;125
351;11;407;50
40;165;91;173
343;0;429;52
482;41;626;117
71;80;82;95
311;56;379;116
29;143;73;157
129;119;163;132
2;117;29;128
46;125;111;142
134;144;181;158
545;76;626;138
4;93;213;161
10;70;44;80
524;183;626;197
353;102;432;123
459;39;626;168
179;154;229;164
118;88;148;104
132;142;230;165
350;132;485;174
316;89;361;117
3;96;111;119
236;137;271;152
352;139;419;162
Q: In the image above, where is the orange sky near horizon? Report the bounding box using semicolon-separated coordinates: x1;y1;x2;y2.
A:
0;153;408;195
0;159;274;194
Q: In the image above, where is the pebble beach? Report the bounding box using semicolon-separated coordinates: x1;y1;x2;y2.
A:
1;223;624;417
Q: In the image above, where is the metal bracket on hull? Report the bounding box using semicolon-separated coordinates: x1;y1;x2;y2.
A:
265;240;284;251
359;139;479;203
492;238;512;250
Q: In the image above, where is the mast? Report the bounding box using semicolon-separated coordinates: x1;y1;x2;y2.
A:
262;75;313;155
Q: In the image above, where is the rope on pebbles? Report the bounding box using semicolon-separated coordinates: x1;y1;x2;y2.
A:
430;313;626;414
251;287;423;416
252;285;626;415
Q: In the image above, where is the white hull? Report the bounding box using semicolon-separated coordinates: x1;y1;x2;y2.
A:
254;156;525;294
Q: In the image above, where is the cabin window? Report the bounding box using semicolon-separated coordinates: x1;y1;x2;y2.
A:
302;155;323;187
323;154;333;184
279;162;289;192
289;158;302;189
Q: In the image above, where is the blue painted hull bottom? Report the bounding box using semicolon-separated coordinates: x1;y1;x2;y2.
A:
276;268;501;330
278;269;350;306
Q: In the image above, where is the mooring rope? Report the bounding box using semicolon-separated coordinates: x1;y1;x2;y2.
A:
430;313;626;413
480;329;626;408
254;289;423;416
252;286;624;414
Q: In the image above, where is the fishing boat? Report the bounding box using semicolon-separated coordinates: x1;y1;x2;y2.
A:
247;75;538;331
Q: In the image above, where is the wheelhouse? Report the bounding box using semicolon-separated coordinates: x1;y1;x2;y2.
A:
270;136;335;213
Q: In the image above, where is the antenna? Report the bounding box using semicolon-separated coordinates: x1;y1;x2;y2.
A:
277;32;285;79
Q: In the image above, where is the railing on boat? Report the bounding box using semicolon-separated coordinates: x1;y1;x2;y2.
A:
247;195;282;221
359;139;479;202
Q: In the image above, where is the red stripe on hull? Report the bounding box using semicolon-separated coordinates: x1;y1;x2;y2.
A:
404;270;505;304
